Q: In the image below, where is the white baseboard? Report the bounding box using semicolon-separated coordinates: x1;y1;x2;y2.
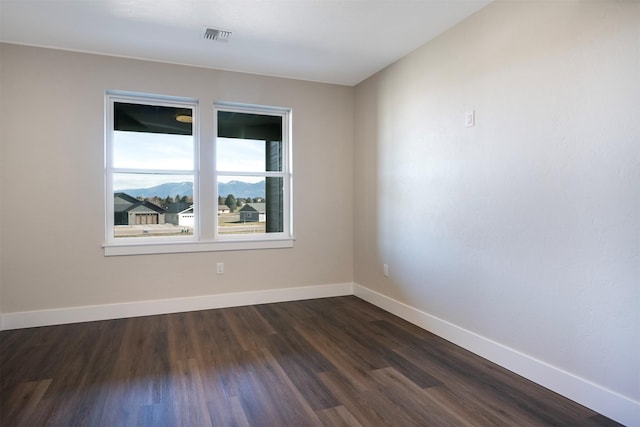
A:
0;282;354;331
2;281;636;426
353;283;640;427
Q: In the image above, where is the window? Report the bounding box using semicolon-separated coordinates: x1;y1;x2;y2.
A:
104;92;293;256
215;103;291;238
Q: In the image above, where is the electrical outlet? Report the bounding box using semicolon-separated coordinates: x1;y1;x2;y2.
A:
383;263;389;277
216;262;224;275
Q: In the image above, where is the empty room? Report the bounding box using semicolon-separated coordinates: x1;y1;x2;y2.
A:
0;0;638;426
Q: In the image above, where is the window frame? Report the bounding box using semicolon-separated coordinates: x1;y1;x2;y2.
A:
103;91;294;256
213;101;293;242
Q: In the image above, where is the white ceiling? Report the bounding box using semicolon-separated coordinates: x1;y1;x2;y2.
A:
0;0;491;86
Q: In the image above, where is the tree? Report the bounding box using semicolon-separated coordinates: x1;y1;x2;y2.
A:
225;194;237;212
149;196;163;207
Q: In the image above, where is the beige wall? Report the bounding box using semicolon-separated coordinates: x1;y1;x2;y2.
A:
355;0;639;406
0;44;354;312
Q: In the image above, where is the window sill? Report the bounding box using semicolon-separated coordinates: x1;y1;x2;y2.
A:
103;238;294;256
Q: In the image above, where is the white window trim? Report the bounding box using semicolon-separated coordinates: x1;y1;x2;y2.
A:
103;238;294;256
213;101;293;242
103;92;294;256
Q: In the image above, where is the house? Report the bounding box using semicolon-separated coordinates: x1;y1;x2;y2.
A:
163;201;191;225
238;203;265;222
177;206;195;228
0;2;637;425
114;192;166;225
217;205;231;215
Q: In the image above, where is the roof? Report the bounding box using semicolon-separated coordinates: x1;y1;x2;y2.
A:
178;206;194;215
239;203;265;213
114;192;139;205
114;192;165;214
164;202;191;214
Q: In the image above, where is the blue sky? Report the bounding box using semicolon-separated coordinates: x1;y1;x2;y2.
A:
113;132;265;190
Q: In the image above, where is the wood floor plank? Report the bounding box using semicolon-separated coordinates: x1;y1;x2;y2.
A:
167;312;198;361
206;395;251;427
0;379;51;426
0;296;623;427
170;358;213;427
372;316;602;424
96;317;169;426
262;331;340;410
252;303;303;333
318;369;426;427
315;405;363;427
221;306;277;351
368;367;475;427
321;314;443;389
294;324;380;392
232;347;322;426
257;346;325;425
421;384;516;427
394;342;594;426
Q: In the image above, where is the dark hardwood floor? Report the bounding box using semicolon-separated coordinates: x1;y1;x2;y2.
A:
0;296;623;426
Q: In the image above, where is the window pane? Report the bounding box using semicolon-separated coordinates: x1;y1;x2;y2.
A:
217;111;281;141
217;176;283;234
217;138;282;172
113;173;194;238
113;102;194;170
115;102;193;135
113;131;194;170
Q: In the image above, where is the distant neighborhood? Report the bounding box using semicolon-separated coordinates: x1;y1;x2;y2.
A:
114;191;266;237
118;180;265;200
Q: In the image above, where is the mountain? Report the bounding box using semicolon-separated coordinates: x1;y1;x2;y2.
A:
119;180;265;199
119;182;193;199
219;181;266;199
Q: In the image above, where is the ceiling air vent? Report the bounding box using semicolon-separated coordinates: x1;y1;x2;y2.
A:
204;27;232;42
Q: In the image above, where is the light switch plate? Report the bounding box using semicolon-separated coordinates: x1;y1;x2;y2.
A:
465;110;475;127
